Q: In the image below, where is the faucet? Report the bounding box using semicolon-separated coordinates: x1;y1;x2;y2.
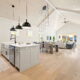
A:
10;34;17;44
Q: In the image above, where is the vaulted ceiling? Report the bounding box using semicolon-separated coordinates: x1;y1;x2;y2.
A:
0;0;80;26
0;0;53;26
49;0;80;11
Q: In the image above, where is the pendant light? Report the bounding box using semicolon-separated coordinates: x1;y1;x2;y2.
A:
16;17;23;30
22;0;31;27
10;26;16;31
10;5;16;31
16;23;22;29
42;5;47;10
16;0;22;30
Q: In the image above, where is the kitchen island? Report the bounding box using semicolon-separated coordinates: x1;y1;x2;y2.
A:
1;43;40;72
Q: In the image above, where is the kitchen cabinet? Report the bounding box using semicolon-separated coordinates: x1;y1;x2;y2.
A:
20;47;31;71
1;43;40;72
30;46;40;67
1;43;9;60
15;47;20;68
13;44;40;72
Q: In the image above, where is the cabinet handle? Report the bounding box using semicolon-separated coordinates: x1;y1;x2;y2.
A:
6;51;7;55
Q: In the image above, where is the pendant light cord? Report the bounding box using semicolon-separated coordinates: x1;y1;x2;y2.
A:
12;4;15;27
26;0;28;18
18;0;21;24
18;16;20;24
12;5;15;21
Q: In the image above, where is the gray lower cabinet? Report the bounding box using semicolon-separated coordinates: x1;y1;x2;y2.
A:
20;47;31;71
1;44;9;60
1;43;40;72
15;48;20;69
30;46;40;67
15;45;40;72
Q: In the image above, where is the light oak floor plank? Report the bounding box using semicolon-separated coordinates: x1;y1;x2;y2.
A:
0;46;80;80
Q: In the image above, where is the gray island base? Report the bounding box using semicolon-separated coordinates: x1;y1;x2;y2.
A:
1;43;40;72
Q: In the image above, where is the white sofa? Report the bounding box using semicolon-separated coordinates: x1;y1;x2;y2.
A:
56;41;66;49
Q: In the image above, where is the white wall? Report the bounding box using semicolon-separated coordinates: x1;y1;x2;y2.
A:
38;10;65;41
0;17;39;43
16;26;40;43
0;17;14;43
38;10;80;43
56;22;80;45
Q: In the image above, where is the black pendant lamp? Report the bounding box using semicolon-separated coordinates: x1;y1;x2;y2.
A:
10;5;16;31
22;0;31;27
42;5;47;10
16;17;23;30
16;0;22;30
16;23;23;29
10;26;16;31
22;19;31;27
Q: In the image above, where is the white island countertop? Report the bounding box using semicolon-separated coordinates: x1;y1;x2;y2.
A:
10;43;40;47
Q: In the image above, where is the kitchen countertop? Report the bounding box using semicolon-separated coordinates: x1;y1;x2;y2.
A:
9;43;40;47
1;42;40;47
1;42;14;45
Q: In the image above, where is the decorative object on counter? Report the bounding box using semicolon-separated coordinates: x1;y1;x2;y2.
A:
10;5;16;31
16;0;22;30
22;0;31;27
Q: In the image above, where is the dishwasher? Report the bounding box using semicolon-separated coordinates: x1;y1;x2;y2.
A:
9;45;15;66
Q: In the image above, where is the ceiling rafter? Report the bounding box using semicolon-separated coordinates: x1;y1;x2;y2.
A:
37;0;80;27
44;0;80;14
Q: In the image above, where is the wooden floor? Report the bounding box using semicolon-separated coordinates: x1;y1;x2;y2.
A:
0;46;80;80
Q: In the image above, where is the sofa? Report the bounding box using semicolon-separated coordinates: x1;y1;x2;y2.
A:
56;41;76;49
66;41;75;49
56;41;66;49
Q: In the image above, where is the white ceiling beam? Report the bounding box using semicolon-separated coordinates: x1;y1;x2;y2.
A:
44;0;63;16
37;0;63;27
57;7;80;14
44;0;80;14
44;0;57;10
